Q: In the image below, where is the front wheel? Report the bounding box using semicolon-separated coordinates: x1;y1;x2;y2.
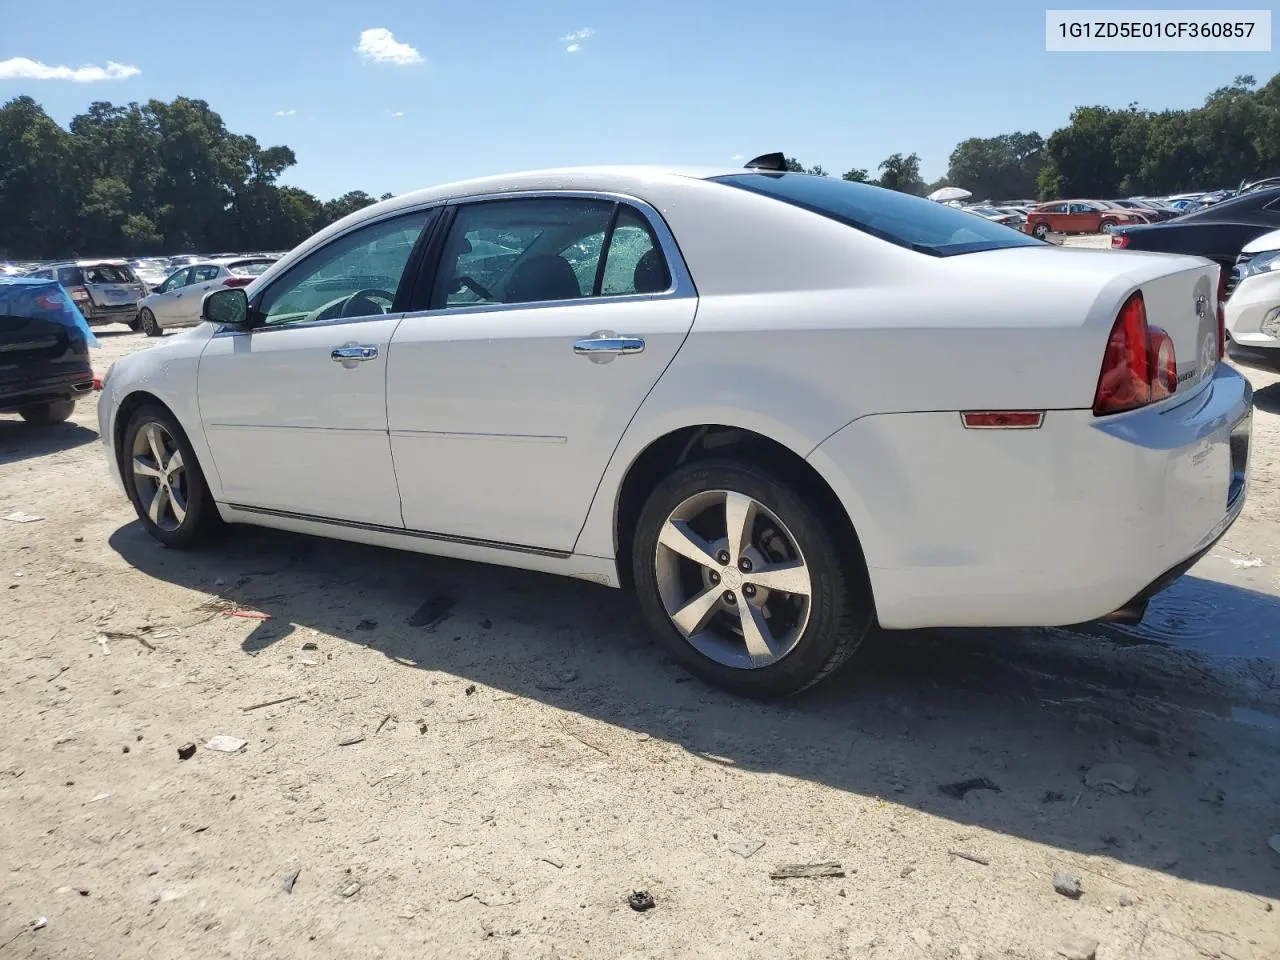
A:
138;308;163;337
1099;220;1117;234
632;460;872;698
19;399;75;424
122;404;221;548
1033;222;1051;239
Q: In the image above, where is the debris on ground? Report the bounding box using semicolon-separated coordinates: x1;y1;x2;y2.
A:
205;736;247;753
938;777;1001;799
4;511;43;523
32;917;47;930
338;735;365;747
356;619;377;631
948;850;990;866
407;595;455;628
1053;872;1083;898
1043;791;1066;803
222;609;271;620
177;743;196;761
627;890;655;912
340;882;361;898
770;861;845;879
375;714;393;734
241;695;297;713
301;641;318;651
1057;934;1099;960
727;839;765;859
1084;762;1139;793
465;685;476;696
900;865;916;878
284;869;300;894
1118;894;1134;907
539;854;564;869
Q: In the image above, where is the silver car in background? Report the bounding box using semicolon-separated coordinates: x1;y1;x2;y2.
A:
25;260;147;325
135;257;278;336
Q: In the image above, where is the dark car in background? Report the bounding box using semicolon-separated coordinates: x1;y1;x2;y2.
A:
0;278;94;424
1111;186;1280;298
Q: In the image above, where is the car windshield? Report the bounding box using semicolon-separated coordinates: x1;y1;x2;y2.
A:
712;173;1043;256
228;260;275;277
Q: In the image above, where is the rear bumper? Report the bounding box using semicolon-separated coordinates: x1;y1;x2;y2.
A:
0;370;94;411
82;303;140;325
808;364;1252;629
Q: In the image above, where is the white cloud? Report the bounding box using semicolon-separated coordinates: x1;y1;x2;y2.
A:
0;57;140;82
356;28;423;65
391;111;404;117
731;154;744;160
274;109;296;117
561;27;594;52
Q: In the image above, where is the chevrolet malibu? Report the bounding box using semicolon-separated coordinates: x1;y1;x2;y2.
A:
97;159;1253;697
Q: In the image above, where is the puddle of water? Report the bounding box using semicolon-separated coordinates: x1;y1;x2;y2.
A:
1229;706;1280;732
1102;574;1280;660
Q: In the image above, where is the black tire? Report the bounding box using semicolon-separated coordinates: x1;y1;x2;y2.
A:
632;459;872;698
1033;222;1051;239
128;317;141;331
1099;219;1117;234
121;403;221;548
18;398;75;424
139;308;163;337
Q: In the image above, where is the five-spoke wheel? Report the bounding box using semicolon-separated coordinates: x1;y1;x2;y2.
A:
122;405;220;547
634;459;871;697
131;421;188;531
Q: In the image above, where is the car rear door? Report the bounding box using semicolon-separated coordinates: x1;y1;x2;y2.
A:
386;194;698;553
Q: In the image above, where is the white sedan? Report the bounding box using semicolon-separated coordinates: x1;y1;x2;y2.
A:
1225;227;1280;357
98;158;1252;697
135;258;276;336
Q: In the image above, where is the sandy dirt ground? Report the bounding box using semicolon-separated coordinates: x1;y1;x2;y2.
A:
2;325;1279;960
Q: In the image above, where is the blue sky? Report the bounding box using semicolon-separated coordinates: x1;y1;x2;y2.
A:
1;1;1275;200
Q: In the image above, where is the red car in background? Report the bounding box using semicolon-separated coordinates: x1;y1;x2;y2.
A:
1023;200;1149;238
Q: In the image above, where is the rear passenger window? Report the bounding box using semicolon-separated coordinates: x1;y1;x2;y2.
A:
57;267;82;285
193;266;221;282
601;207;670;295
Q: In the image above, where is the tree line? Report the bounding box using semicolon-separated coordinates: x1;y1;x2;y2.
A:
789;73;1278;202
1;72;1277;259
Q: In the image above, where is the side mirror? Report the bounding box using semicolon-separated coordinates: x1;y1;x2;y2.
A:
202;288;250;328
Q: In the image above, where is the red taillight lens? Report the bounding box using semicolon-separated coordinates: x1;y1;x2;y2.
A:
1111;234;1130;249
68;285;89;301
1095;291;1167;414
223;276;254;288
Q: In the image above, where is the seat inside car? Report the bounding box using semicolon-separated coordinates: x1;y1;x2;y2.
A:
632;248;670;294
504;255;583;303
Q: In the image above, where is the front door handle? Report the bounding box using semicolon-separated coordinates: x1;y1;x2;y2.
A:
573;334;645;361
331;345;379;362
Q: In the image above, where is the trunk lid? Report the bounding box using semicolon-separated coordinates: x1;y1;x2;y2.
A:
74;264;146;308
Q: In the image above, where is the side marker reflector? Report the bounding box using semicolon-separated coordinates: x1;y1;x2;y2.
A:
961;411;1044;429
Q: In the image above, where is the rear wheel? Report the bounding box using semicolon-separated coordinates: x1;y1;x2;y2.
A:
1099;219;1117;234
1033;222;1051;239
122;404;221;548
138;308;162;337
18;399;75;424
632;460;871;698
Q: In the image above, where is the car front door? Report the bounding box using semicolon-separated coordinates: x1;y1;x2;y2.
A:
197;208;434;527
178;265;223;326
150;268;192;325
1067;203;1097;233
387;194;698;553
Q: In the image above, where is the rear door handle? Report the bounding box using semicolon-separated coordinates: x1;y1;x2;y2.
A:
331;345;379;362
573;334;645;358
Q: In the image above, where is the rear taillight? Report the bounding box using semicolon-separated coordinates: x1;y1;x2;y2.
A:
68;285;90;302
1216;269;1227;360
223;276;253;288
1092;291;1178;416
1111;234;1130;248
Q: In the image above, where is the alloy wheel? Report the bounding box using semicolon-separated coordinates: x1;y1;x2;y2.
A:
130;421;188;532
653;489;812;670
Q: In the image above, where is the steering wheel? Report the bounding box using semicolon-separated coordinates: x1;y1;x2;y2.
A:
455;275;496;302
340;288;397;318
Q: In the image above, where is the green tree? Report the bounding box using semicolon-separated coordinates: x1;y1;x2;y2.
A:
841;168;870;183
876;152;926;194
945;132;1044;200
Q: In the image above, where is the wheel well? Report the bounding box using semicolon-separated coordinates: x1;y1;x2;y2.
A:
614;425;869;592
112;391;168;469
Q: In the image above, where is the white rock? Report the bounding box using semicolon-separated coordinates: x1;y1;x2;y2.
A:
205;736;247;753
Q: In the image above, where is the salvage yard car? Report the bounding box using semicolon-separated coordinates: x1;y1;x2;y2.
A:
1;277;96;424
25;260;146;326
1225;227;1280;361
96;158;1253;697
135;257;278;336
1024;200;1147;237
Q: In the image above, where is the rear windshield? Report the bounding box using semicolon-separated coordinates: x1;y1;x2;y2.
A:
711;173;1045;257
228;260;275;277
63;264;137;284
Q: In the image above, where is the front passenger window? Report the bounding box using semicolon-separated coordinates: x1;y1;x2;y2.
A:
258;210;432;326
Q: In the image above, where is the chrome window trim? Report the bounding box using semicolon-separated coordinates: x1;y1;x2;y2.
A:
213;202;444;339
